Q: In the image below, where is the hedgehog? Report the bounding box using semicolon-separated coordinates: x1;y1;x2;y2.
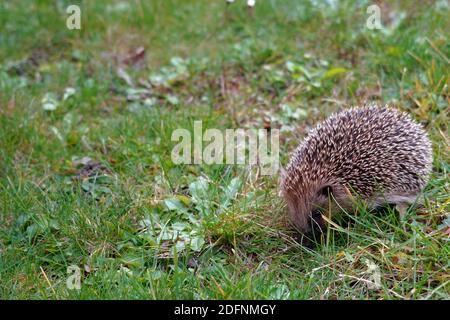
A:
280;105;433;242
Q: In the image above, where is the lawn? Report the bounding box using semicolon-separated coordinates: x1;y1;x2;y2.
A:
0;0;448;299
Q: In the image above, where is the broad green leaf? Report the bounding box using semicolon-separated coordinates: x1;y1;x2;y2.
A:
323;67;348;79
220;177;242;211
189;178;209;203
176;195;191;206
164;198;187;213
190;235;205;252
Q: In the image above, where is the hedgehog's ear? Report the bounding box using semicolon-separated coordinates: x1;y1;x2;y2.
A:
318;185;333;197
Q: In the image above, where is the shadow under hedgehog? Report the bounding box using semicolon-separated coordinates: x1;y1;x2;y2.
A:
280;105;433;246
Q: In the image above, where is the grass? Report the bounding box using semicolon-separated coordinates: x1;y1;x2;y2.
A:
0;0;449;299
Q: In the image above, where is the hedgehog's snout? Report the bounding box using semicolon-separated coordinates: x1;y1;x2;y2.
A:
296;209;325;248
309;209;325;236
311;209;323;224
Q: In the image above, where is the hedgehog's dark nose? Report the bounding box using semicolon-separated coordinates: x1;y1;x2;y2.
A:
311;209;322;223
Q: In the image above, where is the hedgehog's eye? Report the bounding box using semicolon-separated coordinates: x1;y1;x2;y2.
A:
318;186;332;197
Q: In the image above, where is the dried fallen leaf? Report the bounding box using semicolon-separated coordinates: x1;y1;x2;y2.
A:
443;227;450;237
122;47;146;66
